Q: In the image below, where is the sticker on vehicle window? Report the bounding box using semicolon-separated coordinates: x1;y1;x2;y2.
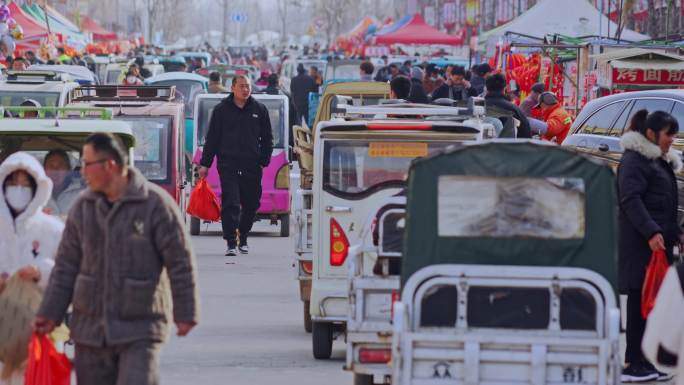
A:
368;142;428;158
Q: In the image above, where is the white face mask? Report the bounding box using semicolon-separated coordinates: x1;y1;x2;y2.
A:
5;186;33;212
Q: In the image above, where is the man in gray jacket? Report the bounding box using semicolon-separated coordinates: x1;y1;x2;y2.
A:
34;133;199;385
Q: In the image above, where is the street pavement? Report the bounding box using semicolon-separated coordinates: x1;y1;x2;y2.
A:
159;222;351;385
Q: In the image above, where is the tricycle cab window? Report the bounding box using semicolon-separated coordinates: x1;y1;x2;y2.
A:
437;176;586;239
197;98;286;148
126;116;171;182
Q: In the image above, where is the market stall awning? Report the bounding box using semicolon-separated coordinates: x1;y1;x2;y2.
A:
44;5;81;34
8;2;49;40
481;0;649;43
373;15;412;37
80;16;116;40
373;14;464;46
22;4;87;44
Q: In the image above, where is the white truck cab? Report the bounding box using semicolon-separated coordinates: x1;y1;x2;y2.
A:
0;71;79;107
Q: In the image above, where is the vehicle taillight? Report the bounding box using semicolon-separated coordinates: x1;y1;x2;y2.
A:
301;261;313;274
359;348;392;364
275;164;290;189
390;290;400;320
330;218;349;266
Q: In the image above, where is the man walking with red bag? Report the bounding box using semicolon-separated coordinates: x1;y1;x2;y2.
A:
33;133;199;385
618;110;681;383
198;74;273;256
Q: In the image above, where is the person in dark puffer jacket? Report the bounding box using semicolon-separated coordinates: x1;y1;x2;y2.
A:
618;109;682;383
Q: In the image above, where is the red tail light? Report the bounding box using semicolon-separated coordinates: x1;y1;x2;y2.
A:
359;348;392;364
301;261;313;274
390;290;400;320
330;218;349;266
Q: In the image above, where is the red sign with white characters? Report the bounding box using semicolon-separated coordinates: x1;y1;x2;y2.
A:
612;68;684;86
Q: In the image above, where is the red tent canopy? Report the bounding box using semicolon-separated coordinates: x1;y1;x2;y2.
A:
374;14;463;46
8;2;49;39
80;16;116;40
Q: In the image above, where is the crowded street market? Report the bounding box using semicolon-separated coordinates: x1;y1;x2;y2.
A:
1;0;684;384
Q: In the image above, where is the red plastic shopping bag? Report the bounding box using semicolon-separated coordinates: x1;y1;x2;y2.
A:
24;333;71;385
186;178;221;221
641;249;670;319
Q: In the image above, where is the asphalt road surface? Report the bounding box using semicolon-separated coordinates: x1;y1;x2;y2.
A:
159;222;351;385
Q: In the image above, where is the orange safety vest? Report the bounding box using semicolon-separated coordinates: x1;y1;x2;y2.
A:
542;103;573;144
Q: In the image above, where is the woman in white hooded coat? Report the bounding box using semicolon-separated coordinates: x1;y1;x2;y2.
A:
0;152;64;385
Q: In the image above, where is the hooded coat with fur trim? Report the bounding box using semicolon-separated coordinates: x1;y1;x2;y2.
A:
0;152;63;290
617;131;683;293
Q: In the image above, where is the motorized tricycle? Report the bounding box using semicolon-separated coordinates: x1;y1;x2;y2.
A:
307;101;498;364
190;93;291;236
0;106;135;217
0;70;79;108
390;140;621;385
67;85;187;206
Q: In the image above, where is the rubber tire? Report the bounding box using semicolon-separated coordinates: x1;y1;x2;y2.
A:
280;214;290;237
354;374;374;385
312;321;333;359
303;301;312;333
190;217;201;236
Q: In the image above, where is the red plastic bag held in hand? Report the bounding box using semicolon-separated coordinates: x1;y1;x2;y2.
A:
186;178;221;222
24;333;71;385
641;249;670;319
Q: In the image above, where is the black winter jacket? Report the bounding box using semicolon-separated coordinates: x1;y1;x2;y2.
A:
408;78;429;104
431;82;477;102
617;131;682;293
200;95;274;169
484;92;532;138
290;73;317;113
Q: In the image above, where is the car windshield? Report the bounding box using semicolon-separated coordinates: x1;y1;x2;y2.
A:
114;116;171;182
323;140;451;199
106;69;122;84
150;80;204;119
0;135;85;165
197;97;286;148
261;99;286;148
325;64;361;81
161;63;186;72
0;92;60;107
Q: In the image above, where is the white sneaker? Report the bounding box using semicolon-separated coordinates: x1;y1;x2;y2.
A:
238;245;249;254
226;248;237;256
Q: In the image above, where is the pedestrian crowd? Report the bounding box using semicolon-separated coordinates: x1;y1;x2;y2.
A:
3;42;684;385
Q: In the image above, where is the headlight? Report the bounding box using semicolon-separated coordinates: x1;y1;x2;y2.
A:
275;164;290;189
